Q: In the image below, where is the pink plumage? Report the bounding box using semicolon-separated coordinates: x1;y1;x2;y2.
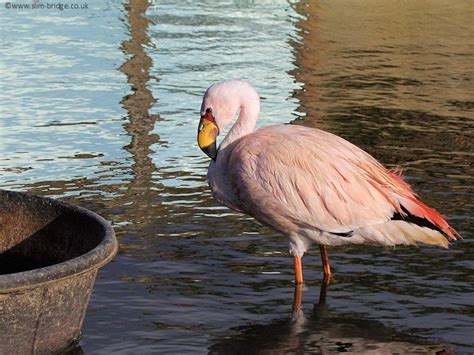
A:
198;79;458;282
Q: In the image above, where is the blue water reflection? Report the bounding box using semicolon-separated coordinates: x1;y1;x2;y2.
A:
0;0;472;353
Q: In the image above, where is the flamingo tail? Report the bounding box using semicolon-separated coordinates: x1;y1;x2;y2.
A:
353;220;450;248
387;168;459;242
353;169;460;247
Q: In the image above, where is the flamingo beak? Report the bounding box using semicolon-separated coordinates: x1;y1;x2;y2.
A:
197;115;219;160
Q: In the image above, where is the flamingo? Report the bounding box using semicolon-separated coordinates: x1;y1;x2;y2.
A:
197;79;458;286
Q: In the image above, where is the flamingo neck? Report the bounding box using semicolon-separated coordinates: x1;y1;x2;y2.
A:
209;104;259;211
219;103;259;151
207;85;259;210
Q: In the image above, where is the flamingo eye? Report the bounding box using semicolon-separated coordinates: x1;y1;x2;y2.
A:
202;107;215;123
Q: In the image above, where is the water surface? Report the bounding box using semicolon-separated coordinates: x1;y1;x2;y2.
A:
0;0;473;353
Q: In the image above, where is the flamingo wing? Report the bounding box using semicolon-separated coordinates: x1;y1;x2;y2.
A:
227;124;456;244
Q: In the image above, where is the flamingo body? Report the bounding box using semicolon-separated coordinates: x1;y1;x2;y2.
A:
219;124;455;256
197;80;458;280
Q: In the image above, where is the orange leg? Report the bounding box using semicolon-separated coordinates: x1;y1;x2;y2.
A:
318;274;331;305
293;255;304;285
312;274;331;317
319;245;332;278
293;283;303;312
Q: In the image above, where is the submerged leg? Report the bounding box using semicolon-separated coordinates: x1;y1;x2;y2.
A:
293;283;303;312
312;274;331;317
293;255;304;285
318;274;331;305
319;245;332;277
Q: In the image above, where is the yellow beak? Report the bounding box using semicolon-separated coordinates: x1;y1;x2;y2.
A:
197;118;218;160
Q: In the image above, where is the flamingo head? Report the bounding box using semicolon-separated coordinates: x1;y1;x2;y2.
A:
197;107;219;160
197;80;257;160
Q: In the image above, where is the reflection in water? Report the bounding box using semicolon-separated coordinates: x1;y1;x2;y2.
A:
209;283;448;354
117;0;166;245
290;1;325;120
120;0;161;191
0;0;472;353
289;0;473;231
290;0;473;179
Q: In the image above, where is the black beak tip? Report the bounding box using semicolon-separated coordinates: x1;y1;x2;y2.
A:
202;144;217;161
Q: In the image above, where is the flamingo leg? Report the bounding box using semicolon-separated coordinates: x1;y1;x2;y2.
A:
292;284;303;312
319;245;332;277
294;273;331;314
293;255;304;285
318;274;331;305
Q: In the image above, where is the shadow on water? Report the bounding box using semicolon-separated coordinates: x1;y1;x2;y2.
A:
209;281;449;354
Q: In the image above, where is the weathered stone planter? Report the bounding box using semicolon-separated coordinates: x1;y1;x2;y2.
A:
0;190;117;353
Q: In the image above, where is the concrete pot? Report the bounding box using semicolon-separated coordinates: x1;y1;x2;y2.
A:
0;190;117;353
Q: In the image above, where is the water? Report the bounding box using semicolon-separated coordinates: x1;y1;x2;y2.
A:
1;0;473;352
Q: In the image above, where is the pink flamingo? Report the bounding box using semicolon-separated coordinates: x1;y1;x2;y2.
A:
197;79;458;285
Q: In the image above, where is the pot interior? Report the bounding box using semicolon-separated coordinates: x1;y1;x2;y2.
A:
0;192;104;275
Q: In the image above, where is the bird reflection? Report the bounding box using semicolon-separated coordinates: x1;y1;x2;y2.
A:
293;275;331;315
209;279;449;354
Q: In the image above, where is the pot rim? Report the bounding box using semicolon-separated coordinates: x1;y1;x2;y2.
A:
0;190;118;293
